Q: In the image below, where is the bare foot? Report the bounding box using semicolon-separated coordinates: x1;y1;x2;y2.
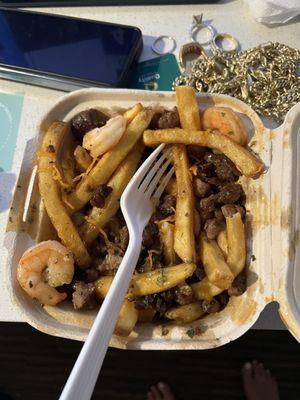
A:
147;382;176;400
242;360;280;400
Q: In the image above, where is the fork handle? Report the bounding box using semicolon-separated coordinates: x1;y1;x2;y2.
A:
59;236;141;400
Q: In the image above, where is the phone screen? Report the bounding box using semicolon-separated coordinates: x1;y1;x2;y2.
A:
0;9;142;86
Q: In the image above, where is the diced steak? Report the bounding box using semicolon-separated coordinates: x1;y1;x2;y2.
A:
217;183;244;204
72;281;98;310
204;218;225;240
193;178;211;198
158;194;176;217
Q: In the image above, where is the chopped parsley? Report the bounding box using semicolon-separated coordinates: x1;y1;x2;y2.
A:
227;131;234;135
186;328;195;338
221;112;226;117
186;326;203;339
157;269;167;287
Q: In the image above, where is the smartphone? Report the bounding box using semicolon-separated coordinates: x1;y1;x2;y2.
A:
0;8;143;91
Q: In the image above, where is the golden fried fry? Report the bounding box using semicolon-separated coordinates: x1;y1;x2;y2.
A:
127;263;196;298
172;86;199;263
66;109;153;212
37;121;91;268
191;278;223;301
81;141;144;245
199;233;234;290
143;128;263;177
217;230;228;258
123;103;143;124
159;221;177;265
222;207;246;276
202;106;247;146
175;86;201;129
95;276;138;336
165;302;204;324
74;145;92;172
172;146;196;263
60;138;77;186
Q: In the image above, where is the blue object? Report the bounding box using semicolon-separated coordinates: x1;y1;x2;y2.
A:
0;9;142;87
0;92;24;172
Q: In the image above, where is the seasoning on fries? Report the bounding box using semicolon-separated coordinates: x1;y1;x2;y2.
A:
143;128;263;177
17;88;264;337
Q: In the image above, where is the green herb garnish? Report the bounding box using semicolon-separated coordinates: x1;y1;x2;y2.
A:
186;328;195;338
157;269;167;287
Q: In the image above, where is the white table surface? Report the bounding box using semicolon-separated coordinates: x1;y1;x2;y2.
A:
1;0;298;330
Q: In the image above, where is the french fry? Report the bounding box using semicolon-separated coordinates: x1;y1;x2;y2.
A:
172;86;199;263
217;230;228;258
74;145;92;172
127;263;196;298
138;309;156;323
191;278;223;301
37;121;91;268
165;302;204;324
143;128;263;177
60;139;76;186
159;221;177;266
95;276;138;336
123;103;143;124
175;86;201;129
199;233;234;290
222;207;246;277
81;141;144;245
116;300;138;336
172;146;196;263
66;108;153;212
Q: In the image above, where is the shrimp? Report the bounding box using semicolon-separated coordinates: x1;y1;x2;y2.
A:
202;107;248;146
82;115;126;158
17;240;74;306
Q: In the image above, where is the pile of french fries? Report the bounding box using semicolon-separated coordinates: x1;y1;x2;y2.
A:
36;87;263;336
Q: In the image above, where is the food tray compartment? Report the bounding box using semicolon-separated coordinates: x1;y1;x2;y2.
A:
271;102;300;341
5;88;274;349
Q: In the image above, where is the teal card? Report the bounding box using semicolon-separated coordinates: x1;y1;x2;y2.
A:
0;92;24;172
128;54;181;91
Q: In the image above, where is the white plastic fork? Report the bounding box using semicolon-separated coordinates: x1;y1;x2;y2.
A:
59;144;174;400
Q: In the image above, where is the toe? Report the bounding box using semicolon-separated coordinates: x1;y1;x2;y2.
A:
242;362;253;382
158;382;176;400
151;385;162;400
147;392;155;400
242;362;254;399
255;362;268;380
251;361;263;380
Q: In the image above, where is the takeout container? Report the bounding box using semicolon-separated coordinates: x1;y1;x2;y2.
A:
4;88;300;349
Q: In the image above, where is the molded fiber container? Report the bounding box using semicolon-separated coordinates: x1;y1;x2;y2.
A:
4;89;300;349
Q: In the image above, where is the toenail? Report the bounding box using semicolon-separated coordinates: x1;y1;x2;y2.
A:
244;362;252;369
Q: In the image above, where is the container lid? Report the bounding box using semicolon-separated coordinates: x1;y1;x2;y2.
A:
271;102;300;341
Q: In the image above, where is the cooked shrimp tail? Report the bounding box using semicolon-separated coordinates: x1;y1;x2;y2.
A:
17;240;74;306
